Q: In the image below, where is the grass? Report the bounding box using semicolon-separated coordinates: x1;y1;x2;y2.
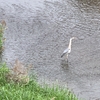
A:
0;20;6;52
0;63;78;100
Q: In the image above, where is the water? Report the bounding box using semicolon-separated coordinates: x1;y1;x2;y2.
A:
0;0;100;99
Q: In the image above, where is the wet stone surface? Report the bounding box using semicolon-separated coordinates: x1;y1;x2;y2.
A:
0;0;100;99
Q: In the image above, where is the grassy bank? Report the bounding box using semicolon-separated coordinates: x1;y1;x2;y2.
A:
0;20;6;52
0;63;78;100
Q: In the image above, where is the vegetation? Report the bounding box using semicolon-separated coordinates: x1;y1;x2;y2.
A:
0;62;78;100
0;20;6;52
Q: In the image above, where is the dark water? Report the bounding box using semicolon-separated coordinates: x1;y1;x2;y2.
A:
0;0;100;99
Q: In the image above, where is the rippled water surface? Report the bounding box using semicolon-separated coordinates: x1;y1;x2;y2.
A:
0;0;100;99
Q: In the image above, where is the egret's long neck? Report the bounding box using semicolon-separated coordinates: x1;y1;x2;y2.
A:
68;39;73;49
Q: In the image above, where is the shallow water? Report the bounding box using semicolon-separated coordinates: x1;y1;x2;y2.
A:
0;0;100;99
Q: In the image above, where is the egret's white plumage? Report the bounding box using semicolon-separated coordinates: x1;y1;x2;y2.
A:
61;37;76;60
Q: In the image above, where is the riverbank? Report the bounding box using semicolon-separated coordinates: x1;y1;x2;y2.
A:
0;63;78;100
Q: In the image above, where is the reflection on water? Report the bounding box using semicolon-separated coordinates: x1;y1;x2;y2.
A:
61;59;69;70
77;0;100;6
76;0;100;13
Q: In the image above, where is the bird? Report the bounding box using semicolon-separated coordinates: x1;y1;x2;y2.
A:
61;37;77;60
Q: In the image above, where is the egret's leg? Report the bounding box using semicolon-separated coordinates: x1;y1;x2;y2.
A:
66;53;68;62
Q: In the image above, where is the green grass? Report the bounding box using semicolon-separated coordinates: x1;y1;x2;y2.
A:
0;63;78;100
0;22;5;51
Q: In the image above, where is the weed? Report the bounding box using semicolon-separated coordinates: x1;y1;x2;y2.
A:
0;20;6;52
7;59;32;84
